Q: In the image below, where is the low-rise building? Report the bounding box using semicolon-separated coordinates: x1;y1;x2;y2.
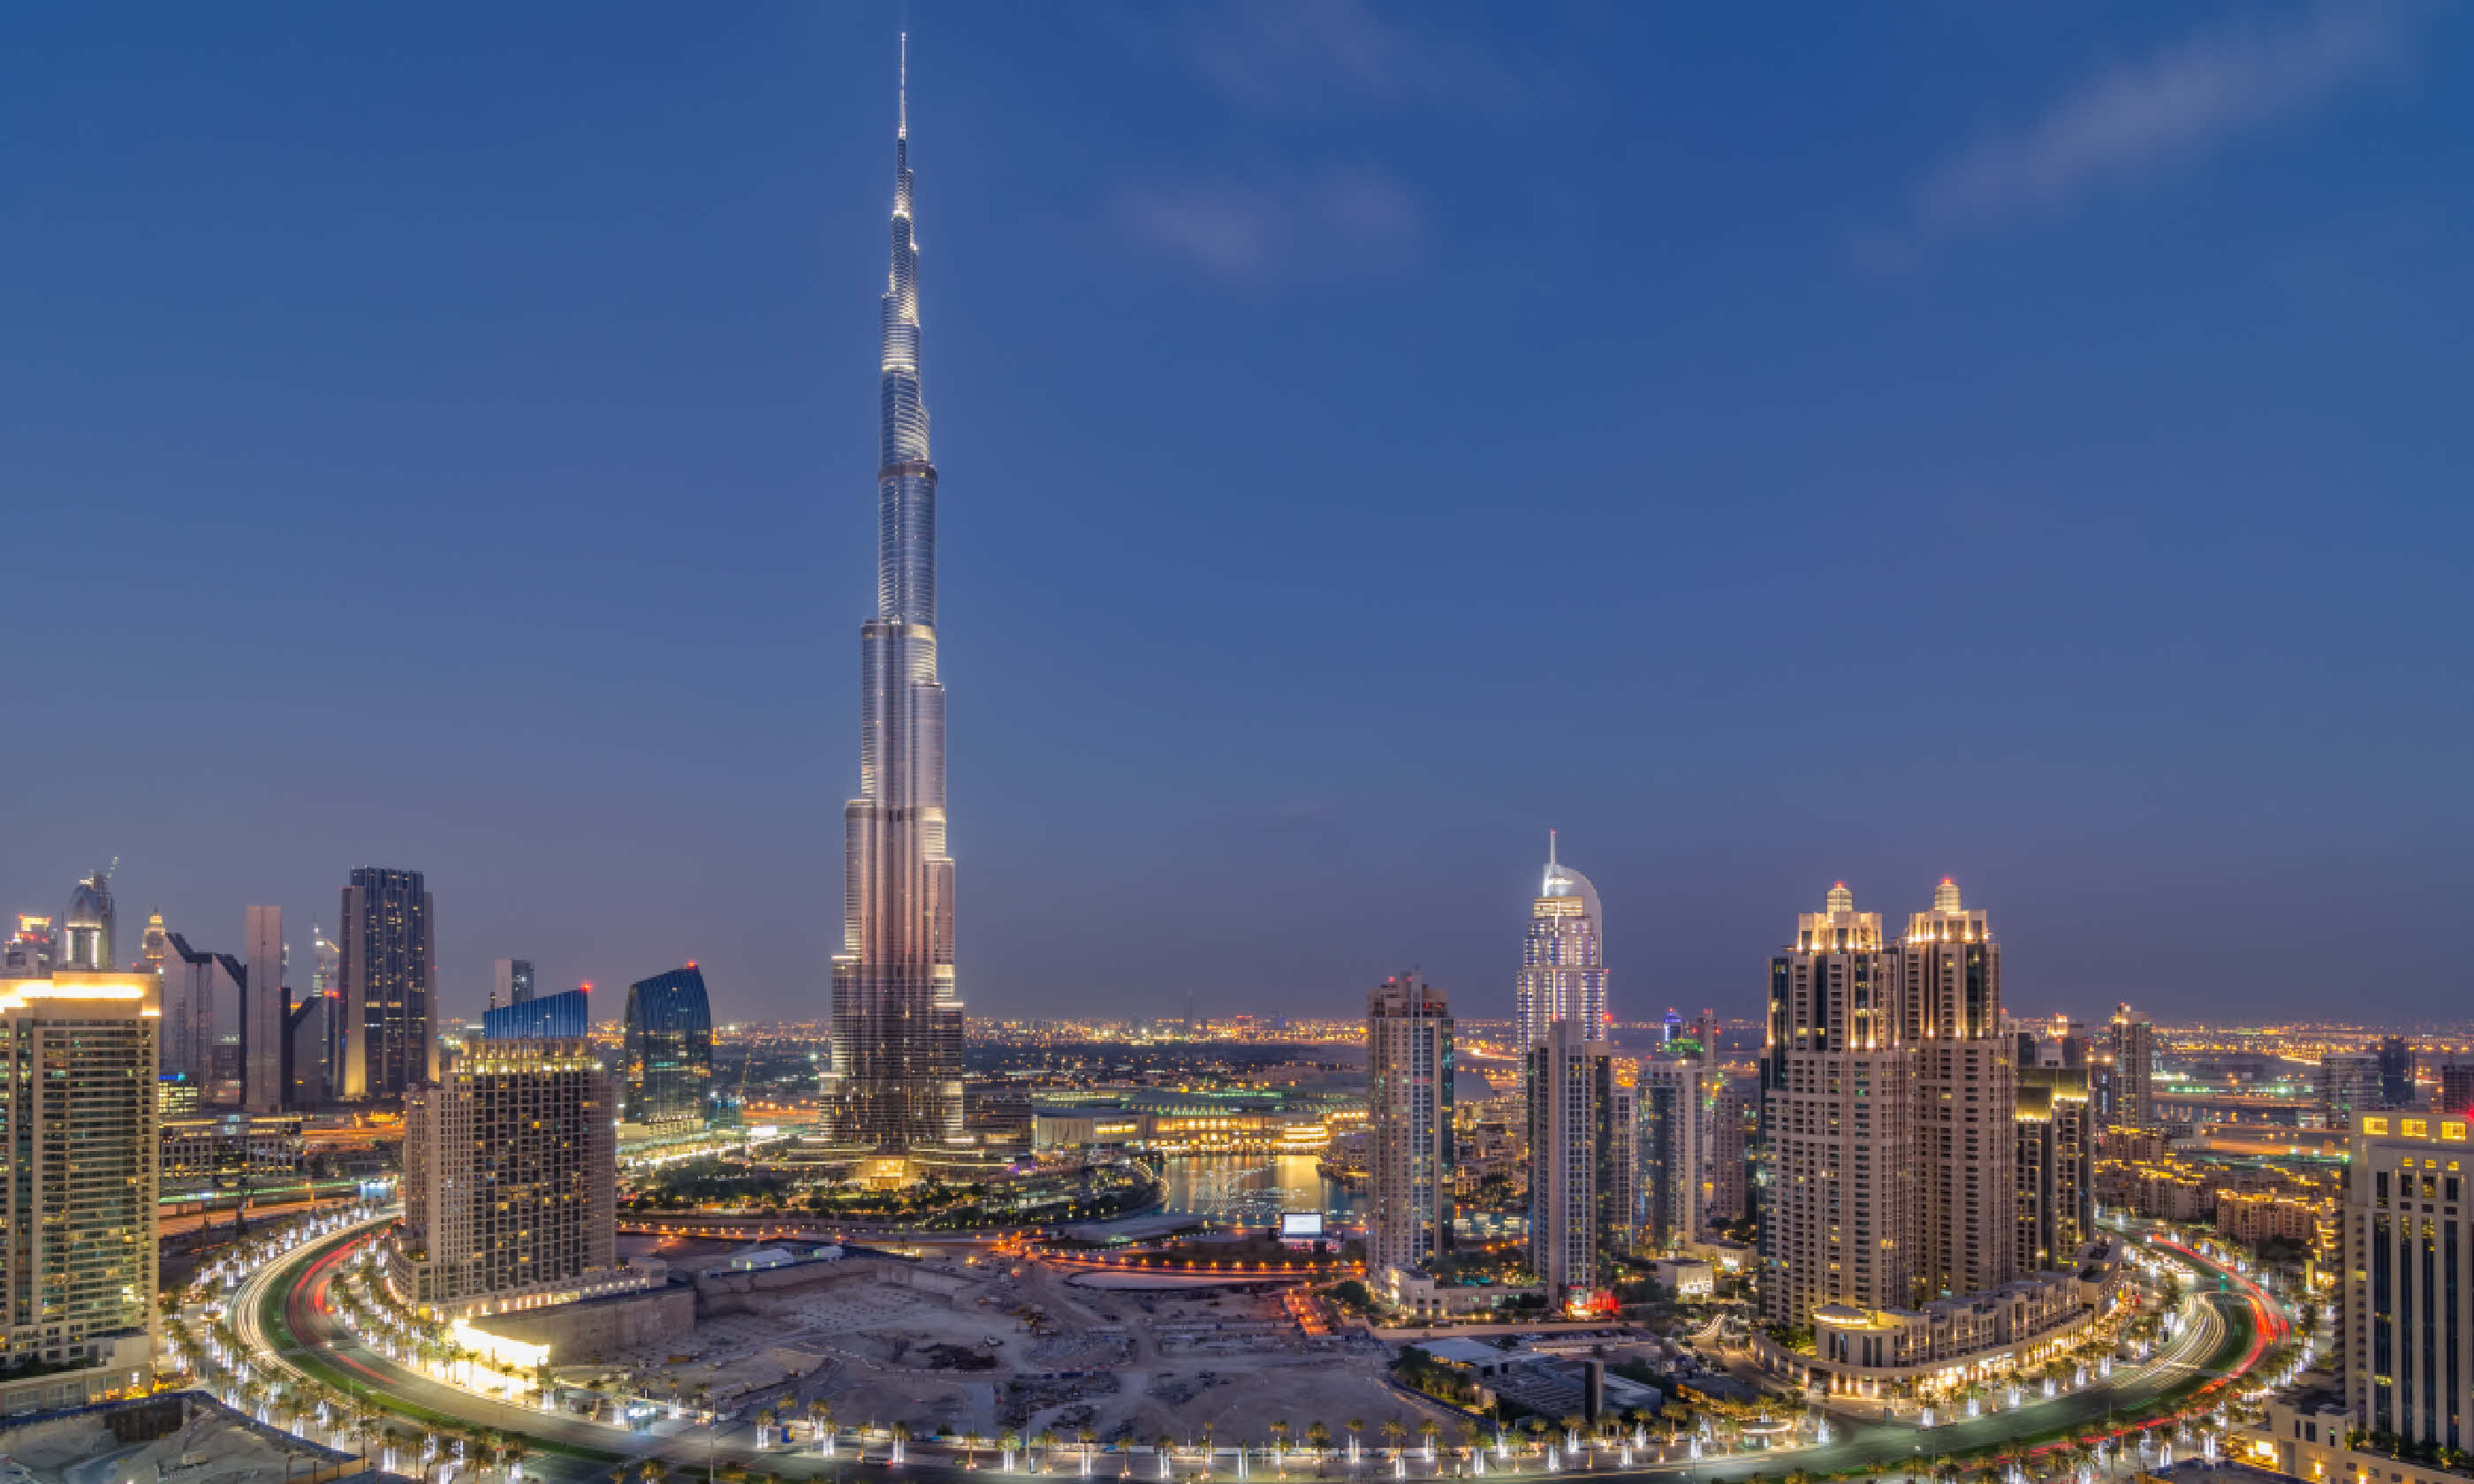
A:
1651;1258;1715;1299
161;1111;306;1189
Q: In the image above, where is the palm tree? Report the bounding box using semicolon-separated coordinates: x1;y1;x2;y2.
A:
1381;1420;1406;1456
1080;1427;1097;1470
1001;1430;1024;1465
1307;1422;1332;1461
1457;1421;1482;1458
1418;1420;1440;1459
1038;1427;1063;1465
1559;1416;1585;1450
757;1408;777;1446
1347;1420;1365;1460
810;1398;833;1443
1271;1422;1292;1463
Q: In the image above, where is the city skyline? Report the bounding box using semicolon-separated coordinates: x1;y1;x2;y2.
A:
7;5;2470;1023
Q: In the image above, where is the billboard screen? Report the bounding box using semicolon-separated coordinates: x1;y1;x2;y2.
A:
1280;1212;1324;1238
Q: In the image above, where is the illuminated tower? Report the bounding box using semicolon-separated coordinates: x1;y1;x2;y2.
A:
1757;883;1916;1324
1515;831;1606;1049
1366;973;1454;1276
1901;878;2015;1298
62;867;114;972
831;36;964;1155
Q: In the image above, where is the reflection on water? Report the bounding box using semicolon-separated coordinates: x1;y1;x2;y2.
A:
1157;1154;1362;1226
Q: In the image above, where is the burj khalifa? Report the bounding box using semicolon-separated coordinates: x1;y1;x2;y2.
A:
830;37;965;1155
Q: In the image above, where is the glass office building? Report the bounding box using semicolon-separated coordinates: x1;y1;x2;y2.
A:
622;966;712;1124
482;987;588;1042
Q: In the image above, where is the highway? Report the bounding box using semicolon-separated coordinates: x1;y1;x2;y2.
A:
236;1223;2282;1484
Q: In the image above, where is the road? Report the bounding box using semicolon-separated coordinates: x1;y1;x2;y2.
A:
237;1224;2280;1484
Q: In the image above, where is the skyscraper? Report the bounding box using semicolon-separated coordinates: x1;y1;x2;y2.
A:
1757;884;1915;1323
2338;1111;2474;1453
287;993;333;1108
1528;1018;1624;1311
830;39;964;1159
339;867;436;1100
2106;1003;2155;1132
61;867;114;972
398;1036;624;1317
0;917;51;979
139;912;169;980
2320;1051;2382;1126
1365;972;1453;1277
491;958;535;1011
160;933;241;1090
2378;1035;2417;1108
485;987;590;1042
245;905;286;1112
1903;878;2015;1299
0;970;160;1401
624;966;714;1125
1637;1056;1706;1249
1515;833;1607;1049
2014;1065;2095;1273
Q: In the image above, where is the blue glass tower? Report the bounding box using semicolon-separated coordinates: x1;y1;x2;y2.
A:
623;965;713;1124
483;987;588;1041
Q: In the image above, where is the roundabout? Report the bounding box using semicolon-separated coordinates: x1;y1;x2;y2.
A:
224;1223;2289;1484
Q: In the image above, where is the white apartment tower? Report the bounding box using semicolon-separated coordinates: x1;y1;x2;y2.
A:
1365;973;1454;1276
1757;884;1916;1323
1904;879;2015;1299
2107;1003;2156;1132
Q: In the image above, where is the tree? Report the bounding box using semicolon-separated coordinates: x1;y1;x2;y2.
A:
1347;1420;1366;1457
809;1399;833;1442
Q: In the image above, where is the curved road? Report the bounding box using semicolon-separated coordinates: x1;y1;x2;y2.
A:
242;1226;2282;1484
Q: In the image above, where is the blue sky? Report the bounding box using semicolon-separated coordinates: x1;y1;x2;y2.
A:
4;3;2466;1027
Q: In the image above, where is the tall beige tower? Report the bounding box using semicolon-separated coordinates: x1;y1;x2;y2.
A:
1365;973;1454;1277
1903;878;2015;1299
1757;885;1916;1324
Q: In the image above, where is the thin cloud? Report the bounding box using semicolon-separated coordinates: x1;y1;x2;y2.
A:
1120;169;1422;284
1108;0;1568;120
1907;6;2406;240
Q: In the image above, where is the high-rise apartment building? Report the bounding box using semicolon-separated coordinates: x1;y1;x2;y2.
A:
0;971;160;1401
60;868;114;972
484;987;590;1041
1515;834;1607;1049
1758;884;1914;1323
1528;1019;1624;1309
2338;1111;2474;1452
1707;1073;1761;1232
830;42;966;1158
2379;1036;2418;1109
623;966;713;1125
2106;1003;2155;1131
490;958;534;1011
340;867;435;1100
396;1037;621;1317
1905;880;2015;1300
1637;1057;1706;1249
2320;1052;2383;1127
244;905;286;1112
1365;972;1454;1277
2014;1066;2095;1273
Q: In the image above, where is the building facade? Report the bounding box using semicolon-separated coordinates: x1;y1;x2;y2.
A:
829;43;966;1156
1514;834;1606;1050
1365;972;1453;1277
485;987;590;1042
2106;1003;2155;1132
2338;1111;2474;1452
244;904;285;1112
0;972;159;1401
622;966;713;1125
2014;1066;2095;1273
490;958;534;1011
340;867;436;1100
2379;1037;2418;1109
1759;885;1916;1324
396;1037;623;1318
1528;1019;1622;1308
1905;882;2015;1299
1637;1057;1705;1249
59;870;114;973
2321;1053;2383;1128
160;934;239;1088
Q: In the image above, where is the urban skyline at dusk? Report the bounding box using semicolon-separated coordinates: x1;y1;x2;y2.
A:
9;4;2470;1026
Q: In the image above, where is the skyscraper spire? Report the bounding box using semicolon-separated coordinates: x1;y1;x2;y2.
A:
832;34;962;1159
